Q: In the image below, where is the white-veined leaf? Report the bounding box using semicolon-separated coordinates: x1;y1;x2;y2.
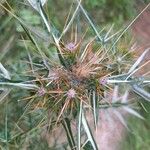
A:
123;107;144;119
0;63;11;102
77;101;82;150
132;84;150;102
77;0;102;42
112;85;119;102
0;90;10;103
27;0;50;32
27;0;47;11
0;63;10;79
82;109;98;150
104;24;114;40
92;91;98;128
121;90;129;103
128;48;150;74
0;82;38;90
113;110;128;129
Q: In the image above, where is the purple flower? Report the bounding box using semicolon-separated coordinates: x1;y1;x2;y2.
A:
99;78;108;85
66;42;75;51
67;88;76;98
37;87;46;96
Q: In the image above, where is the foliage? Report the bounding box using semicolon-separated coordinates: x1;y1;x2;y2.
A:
0;0;150;149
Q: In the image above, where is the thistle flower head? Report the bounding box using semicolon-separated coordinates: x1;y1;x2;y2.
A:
66;42;76;51
67;88;76;98
99;77;108;85
37;87;46;96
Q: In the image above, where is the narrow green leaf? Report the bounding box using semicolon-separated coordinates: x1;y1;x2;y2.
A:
128;48;150;74
20;24;37;46
77;0;102;42
77;101;82;150
0;90;10;103
0;81;38;90
0;63;10;80
92;91;98;129
62;118;76;150
104;24;114;40
123;107;144;119
21;24;50;70
113;110;128;129
132;84;150;102
110;3;150;50
27;0;47;12
82;109;98;150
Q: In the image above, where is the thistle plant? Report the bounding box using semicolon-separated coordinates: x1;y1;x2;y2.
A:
0;0;150;149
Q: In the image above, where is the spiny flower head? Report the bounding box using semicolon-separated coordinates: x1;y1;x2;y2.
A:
67;88;76;98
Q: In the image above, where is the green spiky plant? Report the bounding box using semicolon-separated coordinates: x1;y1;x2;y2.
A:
0;0;150;149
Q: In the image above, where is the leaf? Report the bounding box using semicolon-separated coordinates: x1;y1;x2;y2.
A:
104;29;122;43
113;110;128;129
77;0;102;42
20;24;36;46
128;48;150;74
77;101;82;150
112;85;119;103
56;48;67;68
132;84;150;102
91;91;98;128
108;73;128;80
121;90;129;103
0;90;10;103
21;24;50;70
123;107;144;119
59;0;81;40
0;63;11;103
104;24;114;40
62;118;76;150
82;109;98;150
0;63;10;80
27;0;47;11
0;79;38;90
110;4;150;50
27;0;51;33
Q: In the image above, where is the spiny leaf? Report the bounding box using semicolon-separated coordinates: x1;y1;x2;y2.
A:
21;24;36;46
121;90;129;103
0;90;10;103
132;84;150;102
0;63;11;103
128;48;150;74
62;118;76;150
28;0;51;33
59;0;81;40
104;29;122;43
112;85;119;103
110;3;150;50
113;110;128;129
77;0;102;42
21;24;50;70
27;0;47;12
77;101;82;150
123;107;144;119
56;48;68;69
0;63;10;80
91;91;98;129
104;24;114;40
82;109;98;150
0;80;38;90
